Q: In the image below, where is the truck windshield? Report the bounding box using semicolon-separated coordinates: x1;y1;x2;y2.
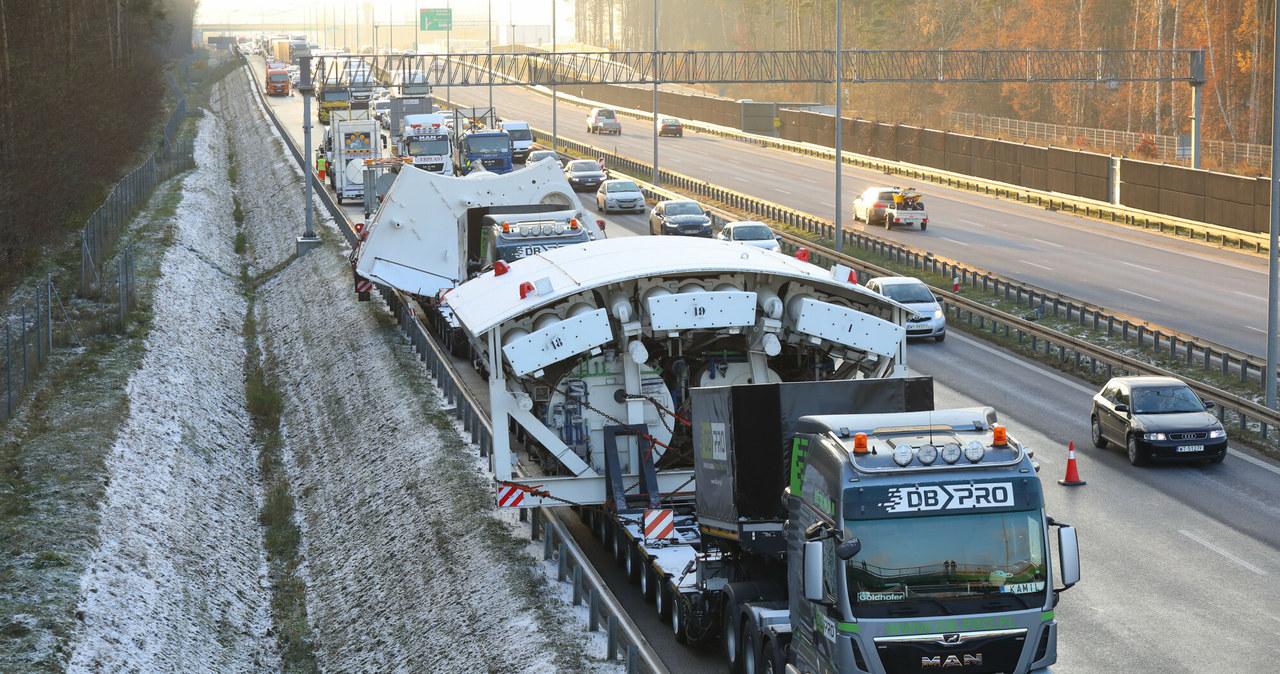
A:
408;139;450;156
506;128;532;141
321;90;351;102
843;510;1047;618
403;86;431;96
467;135;511;154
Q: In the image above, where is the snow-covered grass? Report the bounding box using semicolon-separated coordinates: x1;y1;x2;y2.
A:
3;62;628;674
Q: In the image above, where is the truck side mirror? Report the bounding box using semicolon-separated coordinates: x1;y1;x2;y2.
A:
836;537;862;560
803;541;825;602
1057;525;1080;589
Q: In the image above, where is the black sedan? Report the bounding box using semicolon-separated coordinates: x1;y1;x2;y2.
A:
564;160;606;192
1090;375;1227;466
649;200;712;237
658;117;684;137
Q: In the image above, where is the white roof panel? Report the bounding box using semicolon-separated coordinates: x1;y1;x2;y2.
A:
445;236;901;335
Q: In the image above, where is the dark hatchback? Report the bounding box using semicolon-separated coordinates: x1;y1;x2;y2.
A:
649;200;712;237
564;159;607;192
1090;376;1227;466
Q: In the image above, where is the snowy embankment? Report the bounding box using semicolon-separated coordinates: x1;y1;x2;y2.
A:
68;65;615;671
66;89;275;670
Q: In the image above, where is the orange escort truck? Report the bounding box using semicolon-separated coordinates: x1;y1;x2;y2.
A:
265;67;290;96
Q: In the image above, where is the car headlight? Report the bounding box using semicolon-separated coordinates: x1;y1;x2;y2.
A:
933;309;944;319
1144;432;1167;441
1208;428;1226;439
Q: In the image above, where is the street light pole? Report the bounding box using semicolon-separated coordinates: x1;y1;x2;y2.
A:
833;0;844;254
651;0;658;187
488;0;493;113
1268;0;1280;409
552;0;557;152
387;0;392;52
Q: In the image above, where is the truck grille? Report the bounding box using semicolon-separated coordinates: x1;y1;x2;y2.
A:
874;629;1027;673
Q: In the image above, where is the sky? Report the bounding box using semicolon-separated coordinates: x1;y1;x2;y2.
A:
194;0;569;33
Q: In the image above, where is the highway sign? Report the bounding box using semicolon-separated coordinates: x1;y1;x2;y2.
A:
422;8;452;31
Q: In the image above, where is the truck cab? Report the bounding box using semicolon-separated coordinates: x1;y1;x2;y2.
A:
498;120;534;163
455;130;513;175
394;113;452;175
474;207;597;272
722;400;1081;674
264;67;290;96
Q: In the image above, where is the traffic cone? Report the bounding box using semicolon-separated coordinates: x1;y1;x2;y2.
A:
1058;442;1086;486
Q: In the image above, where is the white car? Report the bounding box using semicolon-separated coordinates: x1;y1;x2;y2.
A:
596;179;645;213
716;221;780;252
864;276;947;342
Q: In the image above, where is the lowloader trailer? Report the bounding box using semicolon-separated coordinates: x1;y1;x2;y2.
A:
350;168;1081;673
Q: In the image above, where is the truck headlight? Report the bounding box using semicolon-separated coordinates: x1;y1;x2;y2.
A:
1144;432;1166;441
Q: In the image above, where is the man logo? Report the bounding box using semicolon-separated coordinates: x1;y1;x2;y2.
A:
942;633;961;644
921;653;983;668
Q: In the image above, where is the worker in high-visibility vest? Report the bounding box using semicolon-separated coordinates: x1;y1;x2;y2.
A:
317;155;328;181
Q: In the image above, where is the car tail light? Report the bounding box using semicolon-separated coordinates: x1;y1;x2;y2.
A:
923;218;929;223
874;202;888;208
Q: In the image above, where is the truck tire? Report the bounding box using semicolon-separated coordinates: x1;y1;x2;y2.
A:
722;602;744;674
613;528;629;567
920;221;927;231
762;640;786;674
743;629;762;674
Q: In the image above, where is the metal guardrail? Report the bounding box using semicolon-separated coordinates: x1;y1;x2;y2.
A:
249;55;665;673
538;130;1280;441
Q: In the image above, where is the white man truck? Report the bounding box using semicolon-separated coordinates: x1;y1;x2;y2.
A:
348;168;1080;673
323;109;381;204
392;113;452;175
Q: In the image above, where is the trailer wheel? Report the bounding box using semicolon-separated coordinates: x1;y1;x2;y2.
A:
656;582;672;621
613;527;628;567
641;565;656;602
671;590;690;643
626;545;642;584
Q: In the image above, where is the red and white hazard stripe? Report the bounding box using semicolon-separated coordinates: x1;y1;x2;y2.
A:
644;509;674;540
497;485;525;507
355;279;373;293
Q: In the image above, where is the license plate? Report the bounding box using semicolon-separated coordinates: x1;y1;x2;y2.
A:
1176;445;1204;453
516;245;548;258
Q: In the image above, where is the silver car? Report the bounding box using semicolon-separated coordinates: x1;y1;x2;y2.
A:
716;221;780;252
865;276;947;342
596;179;645;213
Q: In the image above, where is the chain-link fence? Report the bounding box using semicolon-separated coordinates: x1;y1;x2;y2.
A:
4;61;196;426
946;112;1270;173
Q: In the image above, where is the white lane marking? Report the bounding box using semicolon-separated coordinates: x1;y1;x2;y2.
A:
939;237;969;246
1246;326;1266;334
1178;530;1267;575
952;332;1280;474
776;188;792;195
1020;260;1054;271
957;218;987;228
1120;261;1161;273
1235;291;1267;302
1118;288;1160;302
1033;238;1064;248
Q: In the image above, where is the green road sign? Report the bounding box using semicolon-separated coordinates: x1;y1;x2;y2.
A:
422;8;452;31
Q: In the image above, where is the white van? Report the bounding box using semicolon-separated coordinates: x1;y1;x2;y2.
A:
499;120;534;163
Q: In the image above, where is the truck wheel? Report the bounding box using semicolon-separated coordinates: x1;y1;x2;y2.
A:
613;528;628;567
723;603;743;673
762;640;784;674
920;221;927;231
743;629;761;674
